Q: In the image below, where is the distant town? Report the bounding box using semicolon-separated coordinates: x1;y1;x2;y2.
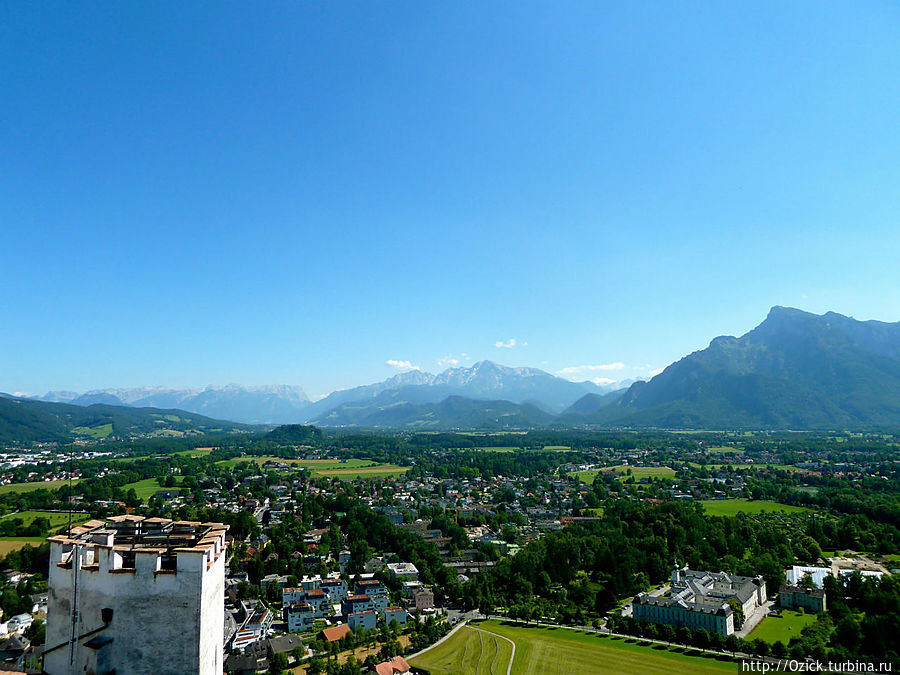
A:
0;426;895;673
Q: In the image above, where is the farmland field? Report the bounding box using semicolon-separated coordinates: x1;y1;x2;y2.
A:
0;537;47;555
411;621;735;675
689;462;800;472
410;624;513;674
174;447;216;457
749;611;818;644
0;479;79;495
216;456;409;479
699;499;811;517
123;477;184;500
0;510;90;530
570;465;676;483
72;423;114;438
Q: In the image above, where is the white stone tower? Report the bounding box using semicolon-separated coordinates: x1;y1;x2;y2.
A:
43;515;227;675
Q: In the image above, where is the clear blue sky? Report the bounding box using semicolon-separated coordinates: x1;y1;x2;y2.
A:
3;2;900;398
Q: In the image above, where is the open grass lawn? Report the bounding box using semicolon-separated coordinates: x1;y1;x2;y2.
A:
173;447;216;457
0;479;80;495
571;470;600;483
700;499;810;517
218;456;376;468
410;624;513;675
71;422;114;438
690;462;800;472
412;621;735;675
0;538;47;555
606;465;676;478
571;466;676;483
0;510;90;530
123;477;184;500
216;456;409;479
315;464;409;478
542;445;571;451
706;446;744;453
749;611;818;644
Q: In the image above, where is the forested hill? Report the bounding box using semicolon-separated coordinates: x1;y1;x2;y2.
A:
571;307;900;429
0;395;252;443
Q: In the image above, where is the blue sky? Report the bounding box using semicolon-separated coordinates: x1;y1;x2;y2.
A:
3;2;900;398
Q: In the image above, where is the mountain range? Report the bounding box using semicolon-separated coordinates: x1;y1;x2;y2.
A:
0;395;250;443
563;306;900;429
38;385;312;425
13;307;900;435
33;363;622;425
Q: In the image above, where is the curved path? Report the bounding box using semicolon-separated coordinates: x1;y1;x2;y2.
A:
469;625;516;675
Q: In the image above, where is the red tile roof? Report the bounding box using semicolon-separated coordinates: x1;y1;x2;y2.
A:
374;656;410;675
319;623;351;642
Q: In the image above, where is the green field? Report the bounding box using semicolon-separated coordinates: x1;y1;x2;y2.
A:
72;423;114;438
749;611;818;644
0;537;48;555
706;446;743;454
571;465;676;483
699;499;811;517
474;445;571;453
0;510;90;529
174;446;216;457
123;477;184;500
315;464;409;479
689;462;799;472
216;456;409;479
0;479;80;495
411;624;513;674
411;621;734;675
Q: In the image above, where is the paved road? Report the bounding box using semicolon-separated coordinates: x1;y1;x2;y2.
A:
469;624;516;675
735;599;774;639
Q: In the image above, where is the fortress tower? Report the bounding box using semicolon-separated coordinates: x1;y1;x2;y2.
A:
43;515;227;675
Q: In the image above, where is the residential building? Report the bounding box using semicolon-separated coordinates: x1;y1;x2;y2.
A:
342;595;374;616
372;655;411;675
386;562;418;581
785;565;830;588
632;566;766;636
348;611;376;631
412;587;434;611
285;602;315;632
779;585;826;613
318;624;351;643
320;578;349;603
381;607;407;626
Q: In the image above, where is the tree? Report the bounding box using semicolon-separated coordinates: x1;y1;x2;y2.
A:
267;648;288;675
692;628;710;650
727;598;745;630
725;634;742;656
307;658;326;674
658;624;676;644
25;618;45;645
